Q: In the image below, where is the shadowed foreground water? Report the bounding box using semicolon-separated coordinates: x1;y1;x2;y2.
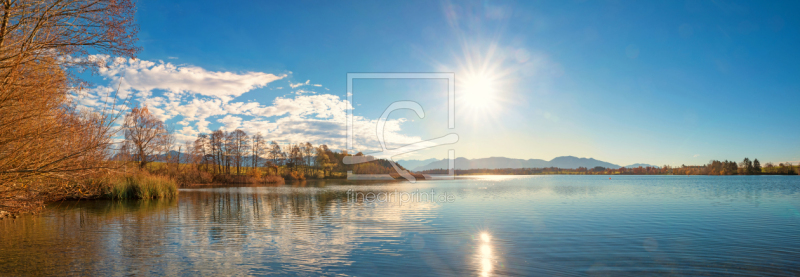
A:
2;175;800;276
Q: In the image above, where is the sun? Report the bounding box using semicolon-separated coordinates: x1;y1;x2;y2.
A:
459;73;501;113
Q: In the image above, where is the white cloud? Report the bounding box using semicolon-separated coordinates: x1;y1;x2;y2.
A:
173;98;228;125
289;80;309;88
70;85;115;107
289;79;323;89
218;115;243;131
293;89;316;95
94;55;286;101
693;154;700;158
179;126;198;137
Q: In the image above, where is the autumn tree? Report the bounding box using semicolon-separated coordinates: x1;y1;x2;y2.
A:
223;132;234;174
288;144;303;172
278;150;287;169
251;132;264;169
181;140;194;167
740;158;752;175
210;130;225;174
158;124;176;167
122;106;166;168
0;0;138;72
315;144;333;177
303;142;313;174
1;0;139;209
764;162;775;174
229;129;249;175
268;141;282;170
194;134;210;171
753;159;761;175
708;160;722;175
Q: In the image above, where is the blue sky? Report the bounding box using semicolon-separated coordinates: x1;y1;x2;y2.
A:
76;0;800;166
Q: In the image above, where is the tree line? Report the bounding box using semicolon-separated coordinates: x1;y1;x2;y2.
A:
116;104;404;183
421;158;798;176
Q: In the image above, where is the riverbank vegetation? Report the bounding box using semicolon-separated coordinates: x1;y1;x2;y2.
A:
1;97;406;213
117;108;410;187
421;158;798;176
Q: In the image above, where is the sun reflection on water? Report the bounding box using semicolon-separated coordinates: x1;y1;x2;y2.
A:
480;244;492;256
480;233;491;243
477;232;494;276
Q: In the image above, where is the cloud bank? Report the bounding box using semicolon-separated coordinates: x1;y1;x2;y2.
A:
74;57;420;152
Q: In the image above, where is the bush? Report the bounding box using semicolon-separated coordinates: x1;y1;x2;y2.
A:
283;171;305;181
175;170;212;186
195;171;214;183
248;168;263;179
212;174;254;184
264;175;285;184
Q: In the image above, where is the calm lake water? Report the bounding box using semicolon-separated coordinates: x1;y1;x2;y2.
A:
2;175;800;276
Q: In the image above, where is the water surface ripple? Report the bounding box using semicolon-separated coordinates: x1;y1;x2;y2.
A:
2;176;799;276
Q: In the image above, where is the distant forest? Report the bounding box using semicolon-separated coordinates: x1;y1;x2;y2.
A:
420;158;799;176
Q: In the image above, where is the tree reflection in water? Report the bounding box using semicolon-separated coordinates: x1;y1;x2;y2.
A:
0;181;445;275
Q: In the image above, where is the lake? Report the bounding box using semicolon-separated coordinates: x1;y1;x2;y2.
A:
2;175;799;276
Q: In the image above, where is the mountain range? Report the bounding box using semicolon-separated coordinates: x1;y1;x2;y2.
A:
397;156;657;171
624;163;661;169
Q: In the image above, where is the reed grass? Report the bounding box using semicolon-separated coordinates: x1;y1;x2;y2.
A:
106;174;178;200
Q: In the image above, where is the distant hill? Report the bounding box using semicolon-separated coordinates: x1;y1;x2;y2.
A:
548;156;621;169
410;156;624;171
624;163;660;168
395;158;439;170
